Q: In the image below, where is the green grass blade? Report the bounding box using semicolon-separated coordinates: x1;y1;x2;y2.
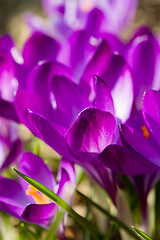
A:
132;227;152;240
104;223;117;240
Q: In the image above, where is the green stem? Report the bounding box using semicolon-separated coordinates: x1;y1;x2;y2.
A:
45;210;64;240
77;190;141;240
154;181;160;240
104;223;117;240
13;168;103;240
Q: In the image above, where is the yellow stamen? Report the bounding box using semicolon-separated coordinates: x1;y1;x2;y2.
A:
26;185;50;204
141;125;150;139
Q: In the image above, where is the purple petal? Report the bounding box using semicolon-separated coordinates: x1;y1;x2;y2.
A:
24;110;74;160
94;76;115;114
24;12;51;34
0;177;29;218
131;172;160;199
101;0;137;33
67;108;115;154
119;124;160;169
15;90;55;126
22;203;56;225
100;54;133;122
111;62;133;122
79;39;112;98
131;172;160;218
19;152;56;193
50;75;90;128
99;144;153;176
58;29;92;81
126;27;160;104
0;51;16;101
1;139;22;170
143;90;160;146
0;34;14;53
0;98;20;122
22;32;61;69
27;61;72;100
56;158;76;200
85;8;104;38
100;33;126;55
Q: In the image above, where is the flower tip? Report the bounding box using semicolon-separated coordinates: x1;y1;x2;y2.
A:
28;109;33;114
12;167;18;174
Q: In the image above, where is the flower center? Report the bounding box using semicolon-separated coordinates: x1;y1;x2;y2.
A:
26;185;50;204
141;125;150;139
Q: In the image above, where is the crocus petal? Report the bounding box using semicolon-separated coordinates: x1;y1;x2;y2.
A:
15;90;55;126
19;152;56;193
56;158;76;200
99;144;153;176
85;8;104;38
0;98;20;122
120;124;160;169
27;61;72;100
0;34;14;53
101;0;137;33
24;12;51;35
22;32;61;69
23;110;74;160
1;138;22;170
0;177;29;218
94;76;115;115
111;62;133;122
131;172;160;199
101;54;133;122
143;90;160;146
22;203;56;225
126;27;160;105
67;108;115;154
0;51;16;101
79;39;112;98
101;33;126;55
58;29;92;81
50;75;89;128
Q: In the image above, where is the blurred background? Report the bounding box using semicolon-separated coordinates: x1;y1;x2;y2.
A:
0;0;159;49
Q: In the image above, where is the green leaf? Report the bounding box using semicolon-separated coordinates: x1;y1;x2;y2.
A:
132;227;152;240
45;210;64;240
13;168;103;240
77;190;141;240
104;223;117;240
154;180;160;240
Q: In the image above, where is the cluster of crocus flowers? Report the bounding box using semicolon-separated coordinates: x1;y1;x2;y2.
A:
0;0;160;239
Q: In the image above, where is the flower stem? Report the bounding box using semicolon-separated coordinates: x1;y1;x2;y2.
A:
77;190;141;240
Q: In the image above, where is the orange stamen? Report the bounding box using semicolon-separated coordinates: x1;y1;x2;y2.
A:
26;185;50;204
141;125;150;139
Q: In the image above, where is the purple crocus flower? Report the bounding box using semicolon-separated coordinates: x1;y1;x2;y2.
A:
1;26;158;205
26;0;137;38
102;27;160;109
0;152;75;226
106;90;160;226
0;32;135;204
120;90;160;170
0;35;22;171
